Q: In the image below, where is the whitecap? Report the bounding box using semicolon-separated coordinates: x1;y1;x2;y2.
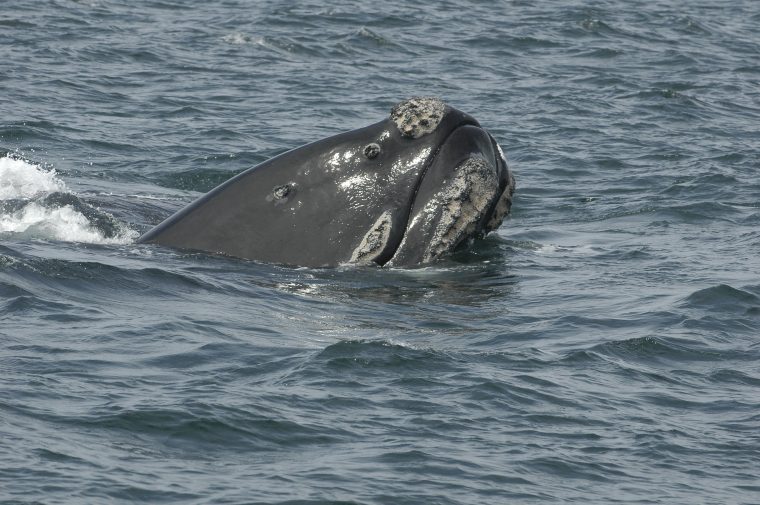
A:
0;155;137;244
222;32;251;45
0;155;65;199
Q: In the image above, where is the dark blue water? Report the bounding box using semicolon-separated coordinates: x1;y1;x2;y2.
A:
2;1;759;503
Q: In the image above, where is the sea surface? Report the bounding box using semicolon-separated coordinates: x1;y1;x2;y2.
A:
1;1;759;503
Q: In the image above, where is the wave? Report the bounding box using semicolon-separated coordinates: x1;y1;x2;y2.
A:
0;155;136;244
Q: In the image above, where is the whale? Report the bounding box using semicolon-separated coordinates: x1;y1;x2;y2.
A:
138;98;515;267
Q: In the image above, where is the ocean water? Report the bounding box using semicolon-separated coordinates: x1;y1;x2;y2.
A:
1;0;759;503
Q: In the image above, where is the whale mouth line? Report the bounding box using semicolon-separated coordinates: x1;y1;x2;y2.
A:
378;121;501;267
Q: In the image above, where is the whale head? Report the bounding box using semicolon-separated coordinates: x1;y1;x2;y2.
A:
138;98;515;267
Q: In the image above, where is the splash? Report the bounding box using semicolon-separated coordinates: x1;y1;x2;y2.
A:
0;155;65;199
222;32;251;45
0;155;136;244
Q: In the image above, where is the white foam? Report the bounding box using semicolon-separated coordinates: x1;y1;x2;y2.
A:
535;243;599;256
0;155;137;244
0;155;65;199
222;32;251;45
1;203;135;244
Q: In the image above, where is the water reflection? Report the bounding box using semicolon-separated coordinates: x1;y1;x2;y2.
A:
248;235;518;309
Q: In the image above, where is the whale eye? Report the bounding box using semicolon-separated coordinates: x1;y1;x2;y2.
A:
363;143;381;159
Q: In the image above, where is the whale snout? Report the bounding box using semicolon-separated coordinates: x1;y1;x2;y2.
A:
387;121;514;266
389;96;481;139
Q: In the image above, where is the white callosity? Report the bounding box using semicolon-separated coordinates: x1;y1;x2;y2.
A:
484;171;516;233
483;143;515;233
390;97;446;139
423;157;498;263
349;210;393;265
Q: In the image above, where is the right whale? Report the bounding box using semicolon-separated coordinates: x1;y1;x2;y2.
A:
138;97;515;267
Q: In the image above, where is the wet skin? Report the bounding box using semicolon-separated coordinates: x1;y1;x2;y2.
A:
138;98;515;267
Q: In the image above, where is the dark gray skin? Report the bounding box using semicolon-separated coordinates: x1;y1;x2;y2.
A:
138;98;515;267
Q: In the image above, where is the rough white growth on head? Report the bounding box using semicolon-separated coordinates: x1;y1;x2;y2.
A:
390;97;446;138
424;157;498;262
484;172;516;233
350;210;393;265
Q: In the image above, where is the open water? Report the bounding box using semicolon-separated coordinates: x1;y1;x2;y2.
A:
1;1;759;503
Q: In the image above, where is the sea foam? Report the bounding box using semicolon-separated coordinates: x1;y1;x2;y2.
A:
0;155;136;244
0;155;65;199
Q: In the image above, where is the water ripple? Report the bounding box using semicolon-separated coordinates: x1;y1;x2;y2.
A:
2;0;760;503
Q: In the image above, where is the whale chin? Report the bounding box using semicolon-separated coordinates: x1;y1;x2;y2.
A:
138;97;515;268
384;123;515;267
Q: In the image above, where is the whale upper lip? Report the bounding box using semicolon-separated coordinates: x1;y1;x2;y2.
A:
378;120;503;266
